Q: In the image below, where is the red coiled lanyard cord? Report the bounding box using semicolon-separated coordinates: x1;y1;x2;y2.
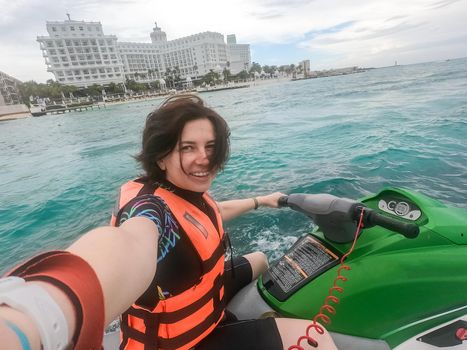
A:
288;207;365;349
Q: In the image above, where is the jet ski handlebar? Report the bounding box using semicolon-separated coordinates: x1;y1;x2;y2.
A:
278;194;419;240
355;205;419;238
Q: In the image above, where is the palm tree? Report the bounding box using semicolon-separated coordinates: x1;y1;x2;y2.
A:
222;68;231;83
172;66;181;89
164;68;174;89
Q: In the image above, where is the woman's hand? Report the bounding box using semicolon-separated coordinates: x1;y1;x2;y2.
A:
218;191;287;221
257;192;286;208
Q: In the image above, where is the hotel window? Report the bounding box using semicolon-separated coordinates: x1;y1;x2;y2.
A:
79;26;84;31
70;26;75;31
52;27;57;32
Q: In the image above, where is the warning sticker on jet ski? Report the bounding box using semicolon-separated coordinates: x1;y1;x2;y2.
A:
266;236;339;298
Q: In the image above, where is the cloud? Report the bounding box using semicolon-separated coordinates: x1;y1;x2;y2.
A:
286;0;467;68
429;0;463;9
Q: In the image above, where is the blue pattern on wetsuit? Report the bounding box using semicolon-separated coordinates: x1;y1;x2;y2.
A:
118;194;180;262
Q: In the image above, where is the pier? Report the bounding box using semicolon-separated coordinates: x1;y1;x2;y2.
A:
43;103;105;115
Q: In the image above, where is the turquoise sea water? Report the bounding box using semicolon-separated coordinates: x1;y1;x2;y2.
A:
1;58;466;273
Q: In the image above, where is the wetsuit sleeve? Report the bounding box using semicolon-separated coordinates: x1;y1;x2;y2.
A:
117;194;180;263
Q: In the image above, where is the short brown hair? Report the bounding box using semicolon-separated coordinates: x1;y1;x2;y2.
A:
136;95;230;182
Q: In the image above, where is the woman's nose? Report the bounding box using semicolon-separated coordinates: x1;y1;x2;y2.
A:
195;148;209;164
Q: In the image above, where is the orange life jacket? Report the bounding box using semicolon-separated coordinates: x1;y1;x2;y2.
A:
113;179;226;350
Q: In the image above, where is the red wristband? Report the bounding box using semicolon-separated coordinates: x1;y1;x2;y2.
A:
5;251;105;350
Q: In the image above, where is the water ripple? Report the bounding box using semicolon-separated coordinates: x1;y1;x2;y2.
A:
1;58;467;272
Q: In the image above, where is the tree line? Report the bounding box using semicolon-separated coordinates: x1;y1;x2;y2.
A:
19;62;302;105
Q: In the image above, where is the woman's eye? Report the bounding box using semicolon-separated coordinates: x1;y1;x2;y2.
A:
180;145;193;152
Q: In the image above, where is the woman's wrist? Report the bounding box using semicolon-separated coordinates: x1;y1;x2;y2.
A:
252;197;259;210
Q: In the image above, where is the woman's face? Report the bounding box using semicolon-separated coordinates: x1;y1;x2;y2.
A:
159;118;217;192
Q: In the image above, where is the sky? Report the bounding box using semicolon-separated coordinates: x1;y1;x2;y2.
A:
1;0;466;83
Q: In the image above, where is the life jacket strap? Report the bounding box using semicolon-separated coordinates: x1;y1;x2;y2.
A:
122;274;225;349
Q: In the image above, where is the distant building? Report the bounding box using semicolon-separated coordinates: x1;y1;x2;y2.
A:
0;71;22;106
118;40;165;81
226;34;251;74
299;60;311;77
119;24;229;81
37;17;251;87
37;17;124;87
226;34;237;44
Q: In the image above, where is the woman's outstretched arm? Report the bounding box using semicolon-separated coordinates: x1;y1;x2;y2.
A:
0;216;158;350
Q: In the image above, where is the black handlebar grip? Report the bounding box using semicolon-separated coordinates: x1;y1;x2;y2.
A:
367;211;420;238
278;196;289;207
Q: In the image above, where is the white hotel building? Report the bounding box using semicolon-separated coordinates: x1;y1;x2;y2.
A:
37;18;251;87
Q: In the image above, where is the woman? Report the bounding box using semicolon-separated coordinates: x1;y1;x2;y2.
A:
112;95;336;350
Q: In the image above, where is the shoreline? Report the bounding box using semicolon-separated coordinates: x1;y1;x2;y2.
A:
0;73;356;121
0;112;31;122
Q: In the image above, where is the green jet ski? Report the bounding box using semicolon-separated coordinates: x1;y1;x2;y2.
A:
227;187;467;349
